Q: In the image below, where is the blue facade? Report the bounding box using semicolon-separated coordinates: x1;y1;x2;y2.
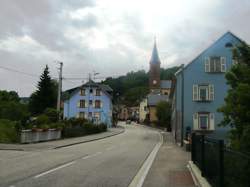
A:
63;81;113;128
172;32;242;143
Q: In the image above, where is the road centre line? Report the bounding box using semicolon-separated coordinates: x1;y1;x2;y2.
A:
34;161;76;179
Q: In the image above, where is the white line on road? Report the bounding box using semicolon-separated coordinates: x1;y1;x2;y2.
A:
34;161;76;179
128;133;163;187
106;146;116;151
82;155;92;160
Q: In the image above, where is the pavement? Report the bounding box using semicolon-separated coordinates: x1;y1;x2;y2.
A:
0;126;124;151
0;122;160;187
143;131;195;187
0;123;195;187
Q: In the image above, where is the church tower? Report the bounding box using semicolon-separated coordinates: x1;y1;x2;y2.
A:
149;40;161;92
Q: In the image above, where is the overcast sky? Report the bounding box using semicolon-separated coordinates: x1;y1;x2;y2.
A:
0;0;250;96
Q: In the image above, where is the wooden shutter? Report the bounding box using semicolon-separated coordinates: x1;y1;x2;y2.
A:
76;112;80;118
100;101;103;108
77;101;80;108
193;85;198;101
205;57;210;72
85;101;88;108
209;84;214;101
209;113;215;130
221;57;226;72
193;113;198;130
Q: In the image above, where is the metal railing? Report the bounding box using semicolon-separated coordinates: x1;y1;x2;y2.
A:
191;133;250;187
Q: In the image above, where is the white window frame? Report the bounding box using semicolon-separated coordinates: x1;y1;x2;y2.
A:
205;56;227;73
193;84;214;101
193;112;215;130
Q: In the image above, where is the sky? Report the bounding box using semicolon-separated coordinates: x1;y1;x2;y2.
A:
0;0;250;97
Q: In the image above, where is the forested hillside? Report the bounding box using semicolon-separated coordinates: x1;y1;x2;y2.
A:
102;66;180;106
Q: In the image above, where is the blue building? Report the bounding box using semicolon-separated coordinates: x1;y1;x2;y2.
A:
171;32;243;144
63;80;113;128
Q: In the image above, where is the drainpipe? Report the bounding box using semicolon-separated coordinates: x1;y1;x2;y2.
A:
181;64;185;147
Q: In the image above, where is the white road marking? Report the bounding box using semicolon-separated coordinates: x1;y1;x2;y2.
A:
106;146;116;151
92;151;102;156
82;155;92;160
34;161;75;179
128;133;163;187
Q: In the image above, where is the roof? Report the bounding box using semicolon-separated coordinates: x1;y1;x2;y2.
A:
62;80;113;100
160;80;171;89
147;94;168;106
150;40;161;64
175;31;244;76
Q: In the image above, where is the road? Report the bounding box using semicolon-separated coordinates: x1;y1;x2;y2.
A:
0;123;161;187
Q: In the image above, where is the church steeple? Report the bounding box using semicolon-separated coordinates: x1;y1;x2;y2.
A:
149;39;161;91
150;40;161;64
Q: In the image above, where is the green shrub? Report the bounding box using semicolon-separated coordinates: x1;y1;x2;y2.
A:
35;114;50;127
0;119;19;143
44;108;58;123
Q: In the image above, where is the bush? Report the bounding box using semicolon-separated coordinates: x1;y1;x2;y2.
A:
44;108;58;123
35;114;50;127
0;119;19;143
62;120;107;138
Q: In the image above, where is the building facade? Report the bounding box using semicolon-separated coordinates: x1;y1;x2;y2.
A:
171;32;242;144
63;80;113;128
139;98;148;123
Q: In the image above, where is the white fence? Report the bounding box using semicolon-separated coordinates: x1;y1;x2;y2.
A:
21;129;61;143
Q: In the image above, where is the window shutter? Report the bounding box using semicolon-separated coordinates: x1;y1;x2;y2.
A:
193;85;198;101
77;101;80;108
85;101;88;108
205;57;210;72
193;113;198;130
76;113;80;118
209;113;215;130
209;84;214;101
100;91;102;96
221;57;226;72
100;101;103;108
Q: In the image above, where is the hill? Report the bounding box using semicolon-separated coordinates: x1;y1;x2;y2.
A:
102;66;180;106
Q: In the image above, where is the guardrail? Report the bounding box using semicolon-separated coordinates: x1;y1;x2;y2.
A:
21;129;61;143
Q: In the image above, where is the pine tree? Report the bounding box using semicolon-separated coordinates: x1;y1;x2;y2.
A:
29;65;57;115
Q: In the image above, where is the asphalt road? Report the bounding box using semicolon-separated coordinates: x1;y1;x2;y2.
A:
0;123;161;187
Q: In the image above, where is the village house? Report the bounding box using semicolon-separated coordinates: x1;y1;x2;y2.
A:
171;32;243;144
63;80;113;127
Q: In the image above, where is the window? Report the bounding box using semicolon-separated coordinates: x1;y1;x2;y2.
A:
90;89;93;94
205;56;226;73
89;100;93;106
193;84;214;101
95;100;101;108
80;88;85;96
94;112;100;121
79;112;85;119
193;113;215;130
96;89;101;96
78;100;85;108
88;112;92;117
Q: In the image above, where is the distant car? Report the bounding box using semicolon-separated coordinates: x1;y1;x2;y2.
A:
126;120;131;124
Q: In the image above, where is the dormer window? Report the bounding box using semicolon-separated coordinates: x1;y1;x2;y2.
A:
80;88;85;96
205;56;226;73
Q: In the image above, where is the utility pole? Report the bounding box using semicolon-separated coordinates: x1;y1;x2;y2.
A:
57;62;63;119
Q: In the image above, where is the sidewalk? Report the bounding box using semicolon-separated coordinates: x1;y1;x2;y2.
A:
143;132;196;187
0;127;124;151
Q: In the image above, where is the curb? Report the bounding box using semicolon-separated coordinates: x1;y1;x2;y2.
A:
187;161;211;187
54;127;125;149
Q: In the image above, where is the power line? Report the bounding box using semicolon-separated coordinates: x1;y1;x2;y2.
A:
0;65;39;78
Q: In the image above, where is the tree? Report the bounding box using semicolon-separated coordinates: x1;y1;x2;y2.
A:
156;101;171;130
0;90;29;122
29;65;58;115
218;42;250;153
